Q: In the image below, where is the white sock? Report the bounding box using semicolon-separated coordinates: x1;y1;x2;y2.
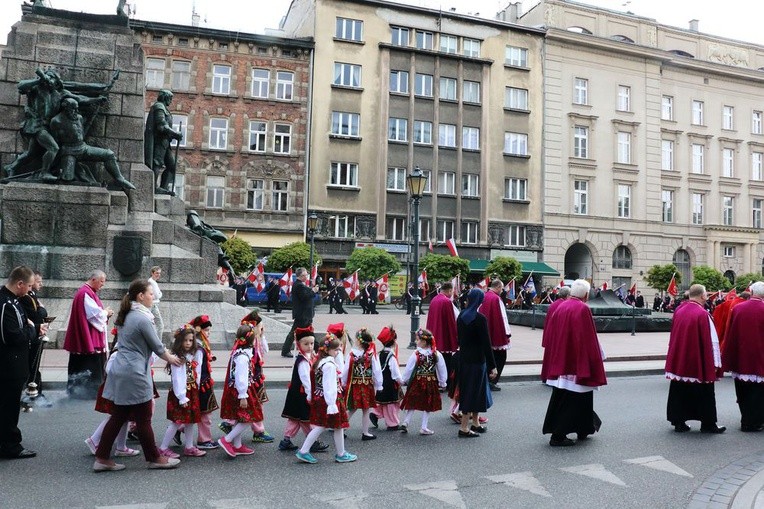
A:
183;424;196;449
362;409;371;435
299;426;325;454
404;410;414;426
160;422;181;450
333;428;345;456
225;423;248;445
115;423;129;450
421;412;430;430
90;417;109;444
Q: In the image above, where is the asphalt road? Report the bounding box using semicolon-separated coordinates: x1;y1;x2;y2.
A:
1;375;760;509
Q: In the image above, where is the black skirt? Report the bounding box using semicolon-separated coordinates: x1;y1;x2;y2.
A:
542;387;601;437
666;380;717;425
458;362;492;413
734;379;764;428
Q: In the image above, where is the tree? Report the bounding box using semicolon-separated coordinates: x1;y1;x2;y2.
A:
691;265;731;291
644;263;680;292
419;254;470;284
734;272;763;292
483;256;522;283
345;247;401;281
265;242;321;273
221;236;257;275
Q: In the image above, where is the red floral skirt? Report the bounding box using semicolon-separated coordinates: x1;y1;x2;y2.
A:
401;375;442;412
94;381;113;414
347;380;376;410
310;394;350;429
219;385;264;423
166;388;202;424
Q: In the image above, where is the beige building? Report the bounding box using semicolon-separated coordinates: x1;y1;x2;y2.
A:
512;0;764;290
281;0;549;279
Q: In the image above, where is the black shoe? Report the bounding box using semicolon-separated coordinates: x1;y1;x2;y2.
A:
310;440;330;453
741;424;764;432
489;382;501;392
369;413;379;428
550;437;575;447
2;448;37;459
700;424;726;434
458;429;480;438
361;433;377;441
386;425;400;431
470;425;487;434
673;423;690;433
576;433;589;441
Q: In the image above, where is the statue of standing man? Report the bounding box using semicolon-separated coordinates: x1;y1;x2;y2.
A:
143;89;183;195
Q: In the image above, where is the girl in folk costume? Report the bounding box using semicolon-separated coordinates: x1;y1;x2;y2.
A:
218;324;264;458
373;326;404;430
400;329;448;435
296;334;357;464
189;315;219;449
341;328;383;441
158;325;205;458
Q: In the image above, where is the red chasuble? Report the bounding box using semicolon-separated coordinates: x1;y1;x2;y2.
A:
541;297;566;348
540;298;606;387
712;300;732;349
63;284;105;354
426;293;458;353
722;298;764;377
665;300;720;382
478;290;510;349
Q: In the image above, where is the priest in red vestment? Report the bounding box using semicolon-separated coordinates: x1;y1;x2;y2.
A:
664;284;725;433
478;280;511;391
540;279;606;446
426;281;460;415
719;292;749;353
722;282;764;431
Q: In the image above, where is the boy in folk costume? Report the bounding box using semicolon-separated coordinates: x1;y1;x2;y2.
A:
341;328;383;440
372;326;404;430
187;315;219;449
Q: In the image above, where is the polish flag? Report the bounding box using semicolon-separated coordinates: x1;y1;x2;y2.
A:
376;274;389;302
428;239;434;253
279;267;293;297
418;269;429;293
628;282;637;296
343;270;360;300
477;276;490;290
445;238;459;257
310;263;318;286
666;274;678;297
600;281;609;291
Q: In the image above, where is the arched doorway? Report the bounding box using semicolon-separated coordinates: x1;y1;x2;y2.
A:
723;270;735;286
565;243;594;281
673;249;691;290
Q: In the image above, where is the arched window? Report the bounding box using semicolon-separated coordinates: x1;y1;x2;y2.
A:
610;35;634;43
567;26;593;34
723;270;735;286
613;245;632;269
673;249;691;289
669;49;694;58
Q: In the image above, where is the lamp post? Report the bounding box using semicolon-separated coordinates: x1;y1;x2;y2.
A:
307;212;318;284
407;166;428;348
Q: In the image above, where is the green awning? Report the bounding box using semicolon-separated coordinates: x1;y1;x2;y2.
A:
520;261;560;276
468;259;490;272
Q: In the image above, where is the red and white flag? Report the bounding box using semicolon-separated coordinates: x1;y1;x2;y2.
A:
249;261;265;292
418;269;429;293
310;263;318;286
445;238;459;257
629;282;637;296
600;281;609;291
666;273;678;297
477;276;490;290
428;239;434;253
279;267;293;297
376;274;389;302
726;287;737;301
216;266;229;286
343;270;360;300
505;279;516;300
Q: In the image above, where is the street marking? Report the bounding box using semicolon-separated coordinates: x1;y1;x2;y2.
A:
207;499;266;509
96;505;168;509
624;456;693;477
313;491;368;508
560;464;627;486
486;472;552;497
404;480;466;508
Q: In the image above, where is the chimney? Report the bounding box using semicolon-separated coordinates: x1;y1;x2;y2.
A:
689;19;699;32
510;2;522;22
192;11;200;27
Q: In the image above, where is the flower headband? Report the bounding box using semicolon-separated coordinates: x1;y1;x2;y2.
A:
416;329;433;341
320;333;337;350
355;327;372;342
176;324;195;336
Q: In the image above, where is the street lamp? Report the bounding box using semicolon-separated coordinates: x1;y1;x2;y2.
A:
307;212;318;284
407;166;428;348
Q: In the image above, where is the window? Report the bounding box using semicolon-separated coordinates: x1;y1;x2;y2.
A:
329;215;352;237
617;184;631;218
440;34;457;54
388;117;407;142
462;174;479;197
330;162;358;187
415;30;434;50
439;124;456;147
276;71;294;100
573;126;588;158
754;111;763;134
171;114;187;148
504;132;528;156
274;124;291;154
617;132;631;164
206;176;224;209
507;225;526;247
391;27;409;46
387;217;406;241
574;78;588;105
208;118;227;149
723;106;734;130
415;73;433;97
174;173;185;201
331;111;360;137
463;81;480;103
336;17;363;41
723;196;734;226
413;121;432;144
613;246;632;269
661;140;674;170
462;127;479;150
574;180;588;215
692;100;704;125
246;179;264;210
692;144;704;173
463;38;480;57
390;70;409;94
753;152;763;181
461;222;478;244
212;64;231;94
692;193;704;225
272;181;289;211
438;171;455;195
661;96;673;120
439;77;456;101
722;148;735;177
754;199;763;228
505;46;528;67
418;218;431;240
505;87;528;110
171;61;190;91
617;85;631;112
386;167;407;191
248;121;266;152
145;58;165;88
436;220;455;243
662;189;674;223
505;178;527;200
421;169;432;194
252;69;269;98
723;246;736;258
333;62;361;88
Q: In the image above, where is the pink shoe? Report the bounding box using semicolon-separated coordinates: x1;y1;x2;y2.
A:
234;445;255;456
218;437;236;458
183;447;206;457
85;437;98;455
479;416;488;424
158;448;180;459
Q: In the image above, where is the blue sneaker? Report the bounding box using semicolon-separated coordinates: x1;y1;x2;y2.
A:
278;438;297;451
296;451;318;464
252;431;274;443
335;451;358;463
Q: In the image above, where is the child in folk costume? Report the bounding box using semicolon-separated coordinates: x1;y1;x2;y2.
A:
372;326;404;430
296;334;357;464
189;315;219;449
218;324;264;458
341;328;383;440
400;328;448;435
158;325;205;458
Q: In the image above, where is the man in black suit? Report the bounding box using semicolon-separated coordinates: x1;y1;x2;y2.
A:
280;268;318;357
266;277;281;313
19;271;48;402
367;281;379;314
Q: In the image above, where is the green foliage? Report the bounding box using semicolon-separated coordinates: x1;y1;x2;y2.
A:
644;264;680;292
419;254;470;284
691;265;731;291
345;247;401;281
265;242;321;272
734;272;763;292
221;236;257;275
484;256;522;283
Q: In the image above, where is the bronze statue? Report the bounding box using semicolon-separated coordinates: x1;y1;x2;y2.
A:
144;89;183;195
116;0;128;17
186;210;236;284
